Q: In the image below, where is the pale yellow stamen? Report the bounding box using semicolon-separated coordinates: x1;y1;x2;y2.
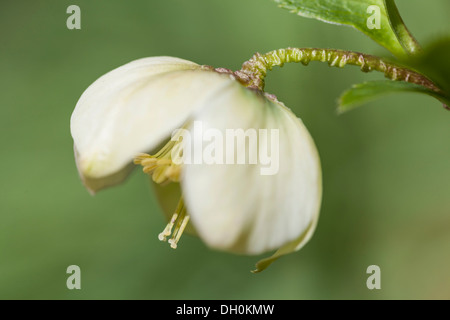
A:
157;198;190;249
158;213;178;241
134;128;190;248
134;129;185;184
164;165;181;181
169;215;190;249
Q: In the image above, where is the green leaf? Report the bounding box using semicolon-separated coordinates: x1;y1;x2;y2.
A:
384;0;421;55
274;0;406;57
338;80;450;113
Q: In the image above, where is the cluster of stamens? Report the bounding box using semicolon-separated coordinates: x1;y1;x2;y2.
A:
134;138;183;184
134;135;189;249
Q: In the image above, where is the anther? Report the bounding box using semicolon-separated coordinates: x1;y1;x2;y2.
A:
169;215;190;249
157;198;190;249
158;213;178;241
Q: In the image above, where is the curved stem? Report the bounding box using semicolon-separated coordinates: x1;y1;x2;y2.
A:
236;48;440;93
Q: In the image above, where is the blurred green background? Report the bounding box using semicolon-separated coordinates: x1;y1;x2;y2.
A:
1;0;449;300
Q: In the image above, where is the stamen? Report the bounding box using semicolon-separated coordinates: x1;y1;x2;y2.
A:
134;127;191;249
158;213;178;241
157;198;190;249
169;215;190;249
133;128;186;184
143;164;158;174
164;165;181;181
141;158;157;166
152;166;169;184
168;210;185;245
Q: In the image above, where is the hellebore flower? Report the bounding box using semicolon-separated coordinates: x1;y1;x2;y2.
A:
70;56;322;272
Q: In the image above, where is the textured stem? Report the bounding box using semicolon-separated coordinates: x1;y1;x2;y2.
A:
236;48;440;93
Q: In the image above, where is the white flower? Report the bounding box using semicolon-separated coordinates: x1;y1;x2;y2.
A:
70;56;322;272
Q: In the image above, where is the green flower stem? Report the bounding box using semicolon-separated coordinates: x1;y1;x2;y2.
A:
237;48;439;93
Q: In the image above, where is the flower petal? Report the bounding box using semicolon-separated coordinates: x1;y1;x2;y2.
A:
181;85;322;258
252;214;319;273
73;145;134;194
71;57;232;192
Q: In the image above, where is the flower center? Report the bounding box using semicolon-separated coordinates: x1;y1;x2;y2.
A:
134;136;184;184
134;134;190;249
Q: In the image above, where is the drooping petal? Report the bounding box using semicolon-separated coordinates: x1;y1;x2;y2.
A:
252;214;319;273
71;57;233;192
181;84;322;259
73;145;134;195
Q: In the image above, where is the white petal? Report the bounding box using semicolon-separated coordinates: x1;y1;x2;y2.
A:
181;86;322;256
252;214;319;273
73;145;134;195
71;57;233;191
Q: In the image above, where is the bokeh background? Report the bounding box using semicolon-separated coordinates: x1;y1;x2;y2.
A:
1;0;449;300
